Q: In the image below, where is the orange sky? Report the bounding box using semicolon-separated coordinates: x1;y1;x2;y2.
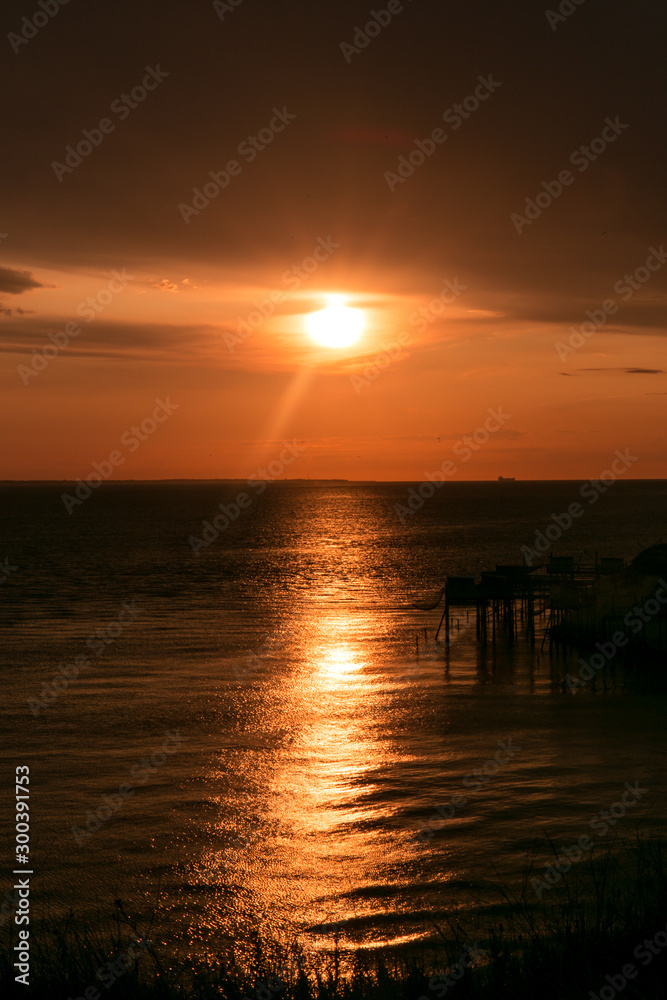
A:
1;0;665;480
2;252;665;481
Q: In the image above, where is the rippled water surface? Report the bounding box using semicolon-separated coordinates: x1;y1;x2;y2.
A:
2;481;666;960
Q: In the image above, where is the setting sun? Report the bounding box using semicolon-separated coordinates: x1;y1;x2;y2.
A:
305;295;365;349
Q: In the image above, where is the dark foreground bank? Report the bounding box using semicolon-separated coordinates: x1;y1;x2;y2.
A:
2;833;666;1000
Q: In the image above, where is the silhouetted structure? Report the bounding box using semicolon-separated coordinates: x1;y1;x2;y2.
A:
423;545;667;667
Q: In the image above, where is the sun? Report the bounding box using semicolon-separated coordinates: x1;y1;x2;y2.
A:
305;295;365;349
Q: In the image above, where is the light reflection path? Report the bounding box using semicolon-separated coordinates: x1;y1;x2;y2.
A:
182;600;442;966
256;608;435;953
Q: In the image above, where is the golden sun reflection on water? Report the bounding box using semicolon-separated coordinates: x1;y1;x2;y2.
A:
265;611;428;952
186;607;433;965
319;641;364;676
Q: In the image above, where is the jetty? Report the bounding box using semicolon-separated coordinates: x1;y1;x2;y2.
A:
417;544;667;666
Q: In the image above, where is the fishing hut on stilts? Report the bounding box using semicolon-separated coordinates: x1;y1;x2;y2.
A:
414;545;667;669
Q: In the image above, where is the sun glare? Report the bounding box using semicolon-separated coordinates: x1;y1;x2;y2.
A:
305;296;365;349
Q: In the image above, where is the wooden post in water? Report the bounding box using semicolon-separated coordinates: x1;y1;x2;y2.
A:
444;594;450;645
435;597;448;643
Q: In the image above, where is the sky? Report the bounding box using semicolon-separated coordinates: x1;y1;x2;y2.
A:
1;0;666;481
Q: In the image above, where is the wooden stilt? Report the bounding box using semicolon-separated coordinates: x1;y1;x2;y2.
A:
435;595;448;642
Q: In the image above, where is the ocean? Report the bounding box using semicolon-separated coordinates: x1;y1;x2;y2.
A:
2;480;667;967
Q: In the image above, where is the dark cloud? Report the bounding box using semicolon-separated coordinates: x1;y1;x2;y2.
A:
501;301;667;331
0;267;50;296
572;367;665;375
0;316;222;363
0;305;36;317
0;0;665;322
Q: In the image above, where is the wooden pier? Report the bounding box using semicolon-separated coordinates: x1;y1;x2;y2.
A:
425;545;667;665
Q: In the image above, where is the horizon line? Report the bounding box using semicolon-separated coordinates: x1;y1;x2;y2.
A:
1;477;665;485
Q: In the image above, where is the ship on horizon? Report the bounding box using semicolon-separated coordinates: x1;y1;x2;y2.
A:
497;476;516;481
